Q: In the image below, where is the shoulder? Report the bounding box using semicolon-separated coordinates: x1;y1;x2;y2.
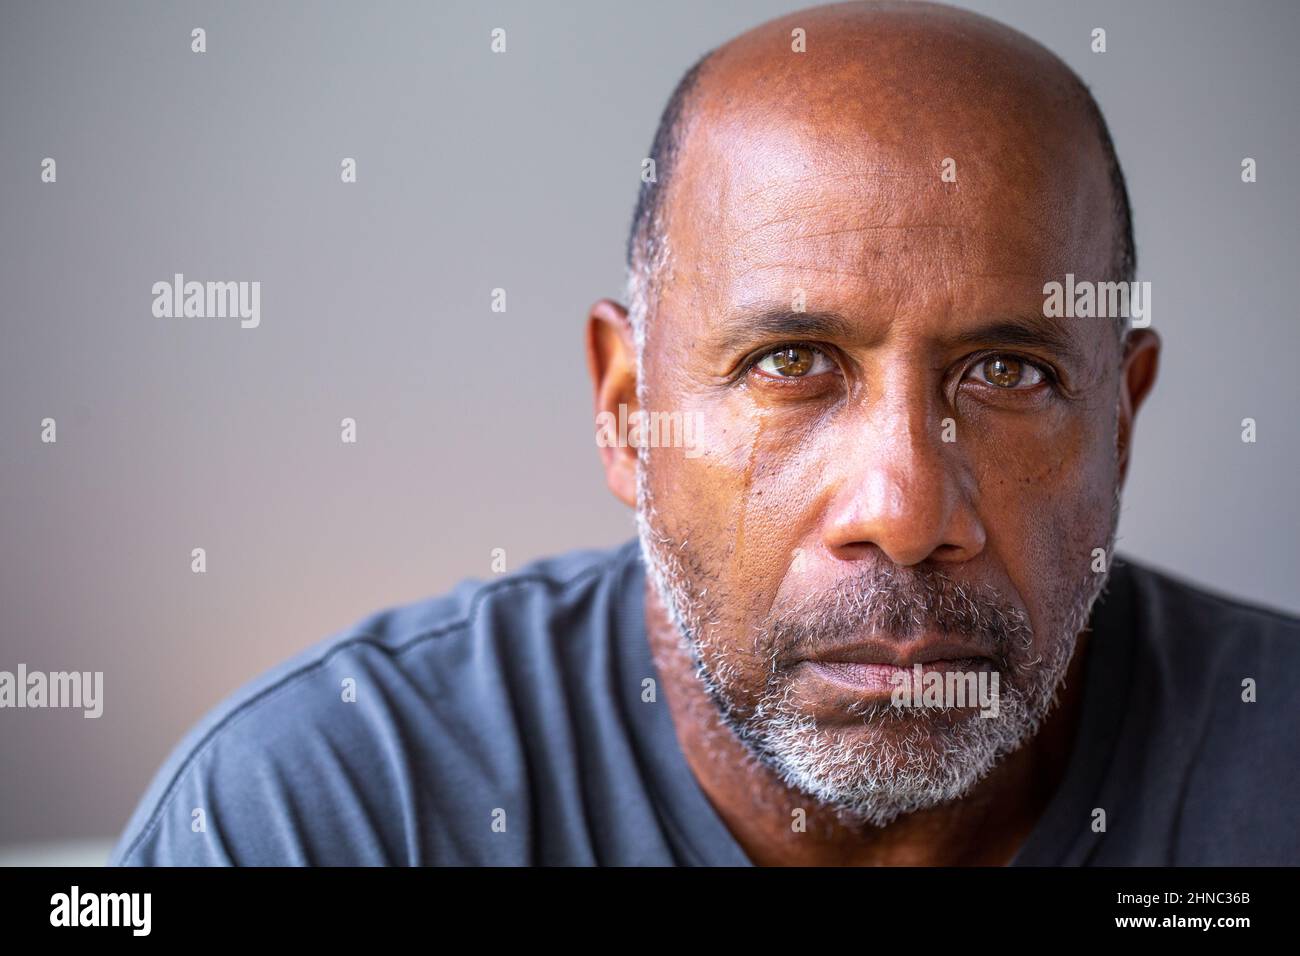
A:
1118;554;1300;658
1116;553;1300;715
110;540;641;866
1114;555;1300;863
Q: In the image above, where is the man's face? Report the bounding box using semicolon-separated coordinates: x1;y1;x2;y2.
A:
632;45;1129;825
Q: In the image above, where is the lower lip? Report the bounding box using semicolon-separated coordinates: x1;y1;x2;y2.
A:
805;659;991;694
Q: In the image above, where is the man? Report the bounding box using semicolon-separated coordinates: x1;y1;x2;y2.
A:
113;1;1299;866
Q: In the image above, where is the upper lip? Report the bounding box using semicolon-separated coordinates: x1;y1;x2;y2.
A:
806;636;994;668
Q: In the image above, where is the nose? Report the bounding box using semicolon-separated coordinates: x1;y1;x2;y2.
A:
822;389;986;567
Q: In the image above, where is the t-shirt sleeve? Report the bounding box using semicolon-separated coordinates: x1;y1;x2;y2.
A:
109;640;423;867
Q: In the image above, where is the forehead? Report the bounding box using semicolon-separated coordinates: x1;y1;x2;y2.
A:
659;52;1116;328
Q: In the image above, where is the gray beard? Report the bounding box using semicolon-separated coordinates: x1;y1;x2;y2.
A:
634;447;1121;829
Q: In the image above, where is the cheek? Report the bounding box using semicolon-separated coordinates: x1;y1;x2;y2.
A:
646;401;825;623
972;408;1119;638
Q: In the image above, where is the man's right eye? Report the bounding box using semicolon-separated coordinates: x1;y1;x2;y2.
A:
752;345;833;379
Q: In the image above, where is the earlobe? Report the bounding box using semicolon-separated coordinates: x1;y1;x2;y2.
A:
585;299;640;509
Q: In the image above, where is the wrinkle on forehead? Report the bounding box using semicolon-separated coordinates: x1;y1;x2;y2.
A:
678;109;1106;259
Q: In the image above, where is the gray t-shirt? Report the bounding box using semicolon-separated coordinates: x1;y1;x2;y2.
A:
110;539;1300;866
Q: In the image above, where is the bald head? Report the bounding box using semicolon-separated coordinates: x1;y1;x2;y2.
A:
626;1;1134;348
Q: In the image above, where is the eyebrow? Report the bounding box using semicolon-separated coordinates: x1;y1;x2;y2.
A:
712;309;859;355
942;315;1088;367
712;307;1088;366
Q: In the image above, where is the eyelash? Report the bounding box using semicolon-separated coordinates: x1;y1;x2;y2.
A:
964;351;1059;389
740;342;833;382
739;344;1058;390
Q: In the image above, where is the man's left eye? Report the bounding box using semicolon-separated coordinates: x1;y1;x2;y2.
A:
966;355;1046;389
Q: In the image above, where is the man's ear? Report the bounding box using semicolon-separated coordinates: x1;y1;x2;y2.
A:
586;298;639;508
1116;328;1160;488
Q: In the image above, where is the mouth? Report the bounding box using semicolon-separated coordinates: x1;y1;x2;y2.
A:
800;637;997;695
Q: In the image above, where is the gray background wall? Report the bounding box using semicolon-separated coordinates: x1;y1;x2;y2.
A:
1;0;1296;854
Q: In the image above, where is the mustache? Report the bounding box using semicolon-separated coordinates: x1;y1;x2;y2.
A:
757;564;1033;670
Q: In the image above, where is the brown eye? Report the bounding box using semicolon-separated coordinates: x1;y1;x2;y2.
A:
970;355;1045;389
754;345;830;378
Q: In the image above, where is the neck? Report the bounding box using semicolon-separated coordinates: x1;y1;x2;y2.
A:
643;578;1090;866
